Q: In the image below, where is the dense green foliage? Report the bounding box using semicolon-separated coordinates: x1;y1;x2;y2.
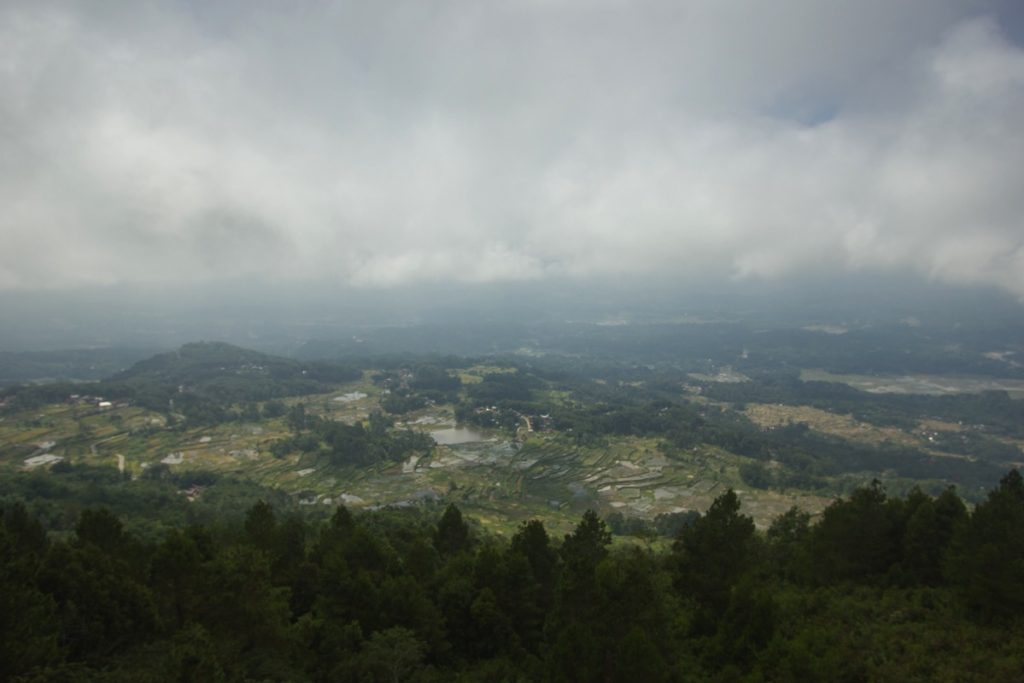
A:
380;390;428;415
269;408;434;467
0;463;299;544
2;469;1023;681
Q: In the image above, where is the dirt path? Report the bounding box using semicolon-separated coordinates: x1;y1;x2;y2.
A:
90;432;125;455
516;414;533;440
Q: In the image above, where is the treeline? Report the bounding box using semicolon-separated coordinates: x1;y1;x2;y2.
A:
702;371;1024;439
3;471;1024;681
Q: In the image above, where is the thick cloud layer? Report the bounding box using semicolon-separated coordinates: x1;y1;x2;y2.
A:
2;1;1023;295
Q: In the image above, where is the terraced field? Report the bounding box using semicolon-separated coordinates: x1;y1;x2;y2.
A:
1;379;833;536
407;431;829;534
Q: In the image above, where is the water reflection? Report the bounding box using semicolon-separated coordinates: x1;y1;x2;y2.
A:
430;426;490;445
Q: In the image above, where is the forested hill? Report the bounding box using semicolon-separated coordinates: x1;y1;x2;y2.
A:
109;341;359;389
2;468;1023;681
112;341;285;381
0;342;361;427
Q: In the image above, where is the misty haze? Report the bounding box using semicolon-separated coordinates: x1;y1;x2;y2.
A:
2;2;1024;681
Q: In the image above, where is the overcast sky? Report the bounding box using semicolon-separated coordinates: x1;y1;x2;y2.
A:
2;1;1023;298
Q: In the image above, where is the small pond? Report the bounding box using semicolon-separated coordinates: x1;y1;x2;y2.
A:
430;426;491;445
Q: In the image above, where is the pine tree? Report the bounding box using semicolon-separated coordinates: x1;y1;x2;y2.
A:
434;503;470;557
945;469;1024;620
672;489;755;611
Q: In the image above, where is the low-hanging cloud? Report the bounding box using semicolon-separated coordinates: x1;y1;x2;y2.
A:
1;1;1023;296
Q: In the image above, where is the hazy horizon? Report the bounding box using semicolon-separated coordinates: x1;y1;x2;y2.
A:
1;271;1022;353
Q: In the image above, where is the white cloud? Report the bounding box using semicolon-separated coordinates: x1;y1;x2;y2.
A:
0;2;1022;297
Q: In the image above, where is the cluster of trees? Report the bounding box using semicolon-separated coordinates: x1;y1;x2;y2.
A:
0;462;299;544
373;363;463;415
270;407;434;467
605;510;699;539
454;371;546;432
409;365;462;394
2;470;1023;681
925;428;1022;463
710;419;1004;496
454;404;525;433
380;390;428;416
464;372;538;405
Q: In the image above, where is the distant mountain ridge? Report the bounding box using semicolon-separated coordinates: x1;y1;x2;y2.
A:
0;347;158;387
112;341;304;384
0;342;361;424
105;341;360;408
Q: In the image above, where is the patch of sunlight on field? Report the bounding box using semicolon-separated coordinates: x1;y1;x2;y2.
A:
745;403;920;449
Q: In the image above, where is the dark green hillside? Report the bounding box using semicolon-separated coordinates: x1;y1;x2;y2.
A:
110;341;358;391
102;342;360;423
1;343;361;426
1;468;1022;681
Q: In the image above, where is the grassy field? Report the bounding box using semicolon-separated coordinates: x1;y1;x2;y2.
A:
745;402;917;447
